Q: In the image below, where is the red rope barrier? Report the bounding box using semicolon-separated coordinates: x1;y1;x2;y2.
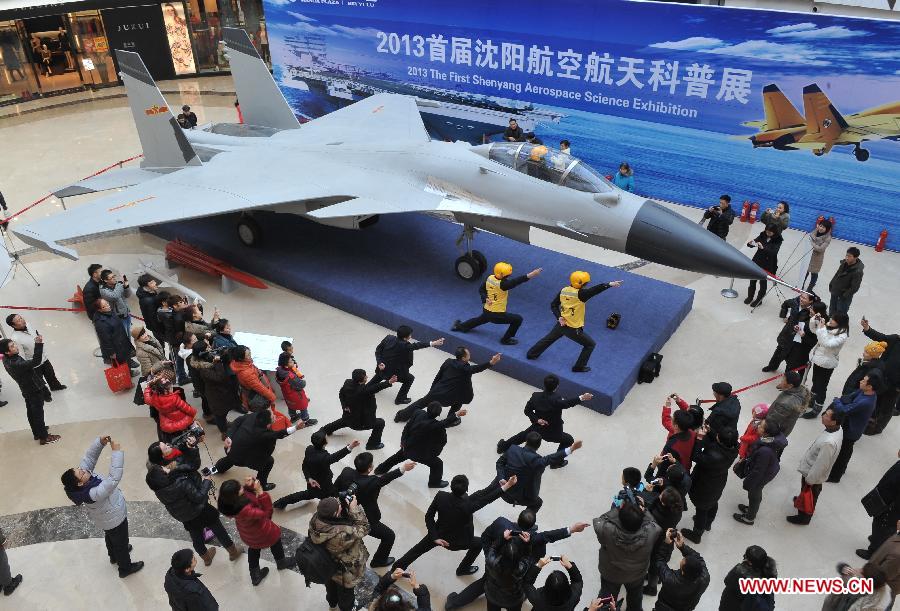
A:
0;154;143;227
697;364;808;404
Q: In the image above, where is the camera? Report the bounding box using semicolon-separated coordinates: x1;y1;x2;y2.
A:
197;346;226;360
338;481;359;510
171;422;205;448
201;466;219;477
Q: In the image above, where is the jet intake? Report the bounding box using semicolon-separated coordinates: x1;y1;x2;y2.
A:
313;214;379;230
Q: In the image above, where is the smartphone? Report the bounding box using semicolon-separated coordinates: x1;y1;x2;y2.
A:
402;571;411;578
550;556;561;561
122;274;127;282
509;530;522;536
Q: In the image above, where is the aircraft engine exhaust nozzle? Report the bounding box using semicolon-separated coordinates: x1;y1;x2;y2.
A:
625;199;767;281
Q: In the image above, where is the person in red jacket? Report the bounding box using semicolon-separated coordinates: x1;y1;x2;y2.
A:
738;404;770;460
660;394;697;471
275;353;317;426
144;375;198;442
218;476;294;586
230;346;297;429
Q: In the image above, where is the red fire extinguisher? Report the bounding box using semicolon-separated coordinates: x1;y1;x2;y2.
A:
876;229;888;252
740;200;750;222
749;201;759;224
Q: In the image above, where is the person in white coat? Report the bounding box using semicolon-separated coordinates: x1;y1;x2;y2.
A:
803;312;850;418
787;407;844;525
60;436;144;577
5;313;66;401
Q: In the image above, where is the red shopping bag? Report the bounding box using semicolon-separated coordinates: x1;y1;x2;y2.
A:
793;483;816;515
105;359;133;393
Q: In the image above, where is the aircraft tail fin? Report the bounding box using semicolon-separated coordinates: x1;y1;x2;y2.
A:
115;50;201;170
761;84;805;130
223;28;300;130
802;83;848;142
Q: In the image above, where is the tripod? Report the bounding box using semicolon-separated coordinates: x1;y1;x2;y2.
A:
0;226;41;288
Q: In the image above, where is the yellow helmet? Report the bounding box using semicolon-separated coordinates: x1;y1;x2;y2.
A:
493;262;513;279
529;145;549;161
570;271;591;289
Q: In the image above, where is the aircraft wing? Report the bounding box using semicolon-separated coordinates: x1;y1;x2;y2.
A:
294;93;430;145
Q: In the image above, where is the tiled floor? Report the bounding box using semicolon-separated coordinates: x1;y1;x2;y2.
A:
0;87;898;610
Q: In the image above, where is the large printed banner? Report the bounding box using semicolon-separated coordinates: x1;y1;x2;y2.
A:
264;0;900;250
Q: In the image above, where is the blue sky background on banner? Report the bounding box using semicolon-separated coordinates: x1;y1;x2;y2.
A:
264;0;900;249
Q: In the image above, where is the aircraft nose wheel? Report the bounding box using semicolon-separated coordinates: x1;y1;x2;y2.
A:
455;254;481;280
854;147;870;162
236;216;262;247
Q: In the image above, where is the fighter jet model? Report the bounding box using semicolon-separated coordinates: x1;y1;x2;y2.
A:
11;29;766;283
743;83;900;161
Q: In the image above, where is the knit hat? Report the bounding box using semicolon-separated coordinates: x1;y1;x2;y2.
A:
712;382;732;396
317;497;340;518
864;341;888;359
751;403;769;420
785;371;802;387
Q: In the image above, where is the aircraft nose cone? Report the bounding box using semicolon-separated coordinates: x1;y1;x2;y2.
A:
625;199;766;280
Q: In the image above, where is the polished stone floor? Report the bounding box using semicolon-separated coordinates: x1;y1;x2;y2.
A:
0;87;898;611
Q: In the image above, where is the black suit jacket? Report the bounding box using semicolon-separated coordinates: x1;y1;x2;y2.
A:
524;390;581;439
375;335;429;376
496;445;567;504
401;409;452;461
301;444;351;493
425;482;503;547
427;358;492;406
339;378;391;429
334;466;402;523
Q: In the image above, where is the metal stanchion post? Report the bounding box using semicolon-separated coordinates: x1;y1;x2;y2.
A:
721;278;738;298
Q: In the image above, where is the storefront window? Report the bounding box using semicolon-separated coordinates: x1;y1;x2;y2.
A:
0;20;38;104
68;11;116;88
162;3;197;75
183;0;268;72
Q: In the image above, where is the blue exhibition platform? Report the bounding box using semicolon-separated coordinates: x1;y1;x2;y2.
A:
149;213;693;415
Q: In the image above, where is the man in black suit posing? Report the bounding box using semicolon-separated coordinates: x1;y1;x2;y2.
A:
334;452;415;568
273;432;360;510
392;474;518;576
321;368;397;450
395;347;501;426
497;374;592;469
372;325;445;405
497;432;583;512
375;401;466;488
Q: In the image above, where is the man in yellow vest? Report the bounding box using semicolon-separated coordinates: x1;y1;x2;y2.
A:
526;271;623;372
452;262;542;345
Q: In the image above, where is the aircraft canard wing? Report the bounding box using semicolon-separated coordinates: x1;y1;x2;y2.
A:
12;167;332;260
53;168;164;198
294;93;430;145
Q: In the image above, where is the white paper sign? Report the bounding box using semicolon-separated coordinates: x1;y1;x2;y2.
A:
81;58;95;71
232;332;292;372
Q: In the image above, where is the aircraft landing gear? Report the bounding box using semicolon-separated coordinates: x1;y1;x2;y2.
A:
454;224;487;281
854;145;870;162
236;215;262;247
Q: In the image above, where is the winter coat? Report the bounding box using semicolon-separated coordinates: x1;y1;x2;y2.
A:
869;533;900;598
231;359;276;410
9;327;47;364
83;278;101;320
760;209;790;232
719;560;776;611
426;358;493;406
164;567;219;611
190;357;240;418
99;281;132;318
276;366;308;412
370;573;431;610
655;542;710;611
2;342;44;397
524;561;583;611
234;490;281;549
742;434;788;490
773;304;817;357
146;462;212;523
484;540;531;608
225;411;287;468
832;390;878;442
738;420;764;460
798;427;843;485
135;337;167;377
594;507;662;584
135;287;162;337
705;395;741;435
211;333;237;351
157;308;177;347
93;310;133;363
808;230;832;274
765;386;811;437
704;205;735;240
145;388;196;433
74;437;128;531
842;359;886;397
612;171;634;192
308;504;370;588
809;317;848;370
829;259;865;298
689;435;739;509
864;327;900;388
750;230;783;274
339;378;391;429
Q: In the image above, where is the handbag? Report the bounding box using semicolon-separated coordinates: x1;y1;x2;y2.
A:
244;371;270;411
105;358;133;393
732;459;748;479
793;483;816;515
133;376;146;405
861;487;890;518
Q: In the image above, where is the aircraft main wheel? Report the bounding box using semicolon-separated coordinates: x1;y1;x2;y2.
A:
455;254;480;281
813;149;825;156
471;250;487;275
237;216;262;247
855;148;870;162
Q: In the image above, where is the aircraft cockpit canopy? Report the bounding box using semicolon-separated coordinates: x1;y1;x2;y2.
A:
486;142;613;194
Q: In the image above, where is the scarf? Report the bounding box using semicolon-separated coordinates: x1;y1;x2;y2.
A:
65;475;102;505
